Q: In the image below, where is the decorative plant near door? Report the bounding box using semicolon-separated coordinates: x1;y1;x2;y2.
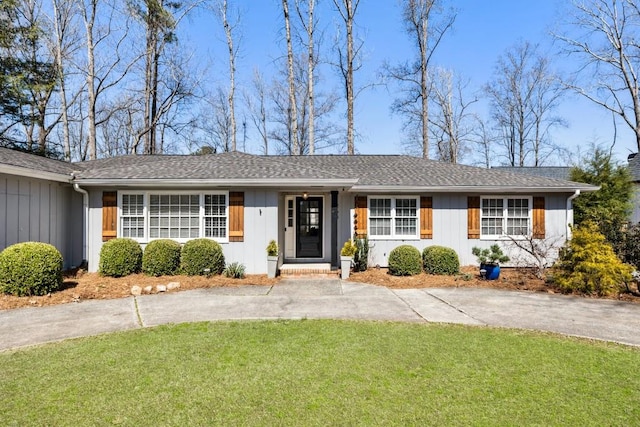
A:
266;240;278;257
353;234;369;272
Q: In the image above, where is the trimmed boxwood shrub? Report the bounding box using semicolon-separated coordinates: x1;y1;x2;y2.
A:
180;239;225;276
99;238;142;277
142;239;181;276
388;245;422;276
423;246;460;275
0;242;63;296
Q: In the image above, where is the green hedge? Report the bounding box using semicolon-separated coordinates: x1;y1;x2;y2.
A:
0;242;63;296
423;246;460;275
99;238;142;277
388;245;422;276
180;239;225;276
142;239;181;276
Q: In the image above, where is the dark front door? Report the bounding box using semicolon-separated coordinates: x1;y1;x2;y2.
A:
296;197;323;258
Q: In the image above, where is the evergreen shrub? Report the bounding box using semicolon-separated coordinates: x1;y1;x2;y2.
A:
180;239;225;276
423;246;460;275
99;238;142;277
554;222;633;296
0;242;63;296
142;239;181;276
388;245;422;276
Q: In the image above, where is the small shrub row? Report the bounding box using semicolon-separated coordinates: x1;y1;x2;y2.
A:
99;238;226;278
388;245;460;277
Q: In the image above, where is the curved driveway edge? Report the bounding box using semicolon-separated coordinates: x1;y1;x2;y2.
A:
1;279;640;351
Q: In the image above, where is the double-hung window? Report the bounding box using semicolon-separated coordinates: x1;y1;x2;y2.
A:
481;196;531;238
119;192;229;243
369;197;419;239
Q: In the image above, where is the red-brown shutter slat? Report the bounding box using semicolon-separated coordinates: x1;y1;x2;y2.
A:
420;196;433;239
467;196;480;239
532;196;545;239
229;192;244;242
102;191;117;242
354;196;367;237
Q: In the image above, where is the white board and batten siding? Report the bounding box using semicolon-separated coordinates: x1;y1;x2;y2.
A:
0;173;83;269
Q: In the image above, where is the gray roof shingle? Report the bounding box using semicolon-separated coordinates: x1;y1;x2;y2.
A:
492;166;573;181
0;147;77;176
72;152;596;191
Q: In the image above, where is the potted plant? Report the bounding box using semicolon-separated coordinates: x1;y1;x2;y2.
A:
340;239;357;280
472;244;509;280
266;240;279;278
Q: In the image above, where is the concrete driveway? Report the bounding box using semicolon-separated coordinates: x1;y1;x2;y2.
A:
1;279;639;351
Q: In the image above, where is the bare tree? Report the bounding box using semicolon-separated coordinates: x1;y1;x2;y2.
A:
383;0;455;159
332;0;360;155
484;41;566;166
470;115;494;168
49;0;80;161
295;0;317;154
269;54;340;155
215;0;240;151
281;0;300;154
243;69;269;154
557;0;640;152
428;68;476;163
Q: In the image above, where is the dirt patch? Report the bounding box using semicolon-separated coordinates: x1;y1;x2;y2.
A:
0;270;278;310
1;266;638;311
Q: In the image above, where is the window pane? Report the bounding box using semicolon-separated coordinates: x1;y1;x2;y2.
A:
121;194;145;239
204;193;227;239
370;218;391;236
149;193;202;240
370;199;391;217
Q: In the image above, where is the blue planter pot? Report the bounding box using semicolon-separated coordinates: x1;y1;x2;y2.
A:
480;263;501;280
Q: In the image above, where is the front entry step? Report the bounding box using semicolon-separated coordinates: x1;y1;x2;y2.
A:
279;263;335;276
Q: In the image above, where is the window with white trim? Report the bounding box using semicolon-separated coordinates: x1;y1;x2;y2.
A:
369;197;419;239
204;194;227;238
481;197;531;238
119;192;229;242
121;194;145;238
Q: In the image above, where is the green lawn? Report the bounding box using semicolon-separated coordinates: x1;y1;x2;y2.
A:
1;321;639;426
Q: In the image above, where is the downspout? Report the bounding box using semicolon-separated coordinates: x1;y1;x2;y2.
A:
71;174;89;264
566;190;580;239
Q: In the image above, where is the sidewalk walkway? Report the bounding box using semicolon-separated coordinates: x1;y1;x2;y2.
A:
2;279;640;351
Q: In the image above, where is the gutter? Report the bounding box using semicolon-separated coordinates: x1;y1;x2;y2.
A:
566;190;581;239
72;178;359;188
349;185;599;194
0;164;72;183
71;175;89;264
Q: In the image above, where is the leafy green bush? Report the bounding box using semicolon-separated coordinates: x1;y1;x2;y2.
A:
142;239;181;276
388;245;422;276
99;238;142;277
0;242;63;296
472;244;509;265
353;235;369;272
423;246;460;275
223;262;246;279
180;239;225;276
554;222;633;296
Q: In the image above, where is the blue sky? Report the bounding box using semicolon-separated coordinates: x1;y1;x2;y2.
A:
185;0;630;164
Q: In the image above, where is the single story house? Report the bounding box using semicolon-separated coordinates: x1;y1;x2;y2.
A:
0;148;597;274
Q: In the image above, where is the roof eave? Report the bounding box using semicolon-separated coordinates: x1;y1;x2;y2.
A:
73;178;360;188
0;164;72;183
349;185;600;193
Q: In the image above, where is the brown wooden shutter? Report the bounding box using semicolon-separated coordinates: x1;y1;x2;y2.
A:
354;196;367;237
102;191;117;242
467;196;480;239
229;192;244;242
420;196;433;239
532;196;545;239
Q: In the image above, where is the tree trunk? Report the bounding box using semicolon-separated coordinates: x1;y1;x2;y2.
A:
222;0;237;151
282;0;299;155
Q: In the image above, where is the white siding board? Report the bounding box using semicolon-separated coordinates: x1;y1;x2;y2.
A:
0;177;6;247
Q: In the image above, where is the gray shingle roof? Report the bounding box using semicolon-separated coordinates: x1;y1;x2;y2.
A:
0;148;596;191
492;166;573;181
0;147;77;176
72;152;596;191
